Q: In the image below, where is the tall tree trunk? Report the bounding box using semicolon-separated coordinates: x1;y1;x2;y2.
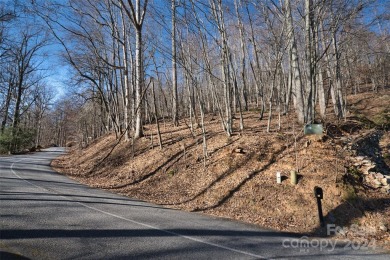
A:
318;66;326;117
332;32;345;119
171;0;179;126
119;0;148;139
120;3;131;140
12;76;24;131
285;0;305;123
305;0;315;123
210;0;232;136
1;83;12;133
284;54;293;115
152;79;162;149
245;2;265;118
234;0;248;112
134;24;143;138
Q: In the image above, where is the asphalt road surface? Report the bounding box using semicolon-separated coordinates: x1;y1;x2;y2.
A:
0;148;388;259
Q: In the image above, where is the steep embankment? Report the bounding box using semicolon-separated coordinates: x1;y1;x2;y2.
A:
52;90;390;249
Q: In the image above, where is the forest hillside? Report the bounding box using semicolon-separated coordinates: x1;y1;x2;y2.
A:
52;89;390;249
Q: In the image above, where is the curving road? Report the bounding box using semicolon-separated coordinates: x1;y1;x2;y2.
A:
0;148;388;259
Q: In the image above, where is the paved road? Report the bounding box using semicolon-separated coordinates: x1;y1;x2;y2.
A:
0;148;388;259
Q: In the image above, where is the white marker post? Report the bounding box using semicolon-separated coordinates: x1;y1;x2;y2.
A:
276;172;281;184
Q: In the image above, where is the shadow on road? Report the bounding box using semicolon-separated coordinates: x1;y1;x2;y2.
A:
0;190;165;210
0;251;30;260
0;175;85;188
0;228;301;240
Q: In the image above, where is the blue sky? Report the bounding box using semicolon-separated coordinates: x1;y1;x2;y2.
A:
1;0;70;102
5;0;388;104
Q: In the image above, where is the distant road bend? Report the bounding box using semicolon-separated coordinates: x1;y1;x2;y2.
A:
0;148;388;259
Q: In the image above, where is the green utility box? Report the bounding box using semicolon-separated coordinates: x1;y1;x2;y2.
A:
304;124;323;135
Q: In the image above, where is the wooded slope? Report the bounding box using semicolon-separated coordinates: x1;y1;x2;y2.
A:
52;90;390;249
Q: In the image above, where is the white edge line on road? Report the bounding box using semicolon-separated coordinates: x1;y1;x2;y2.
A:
9;158;267;259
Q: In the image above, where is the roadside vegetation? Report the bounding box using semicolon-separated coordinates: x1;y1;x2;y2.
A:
53;89;390;250
1;0;389;251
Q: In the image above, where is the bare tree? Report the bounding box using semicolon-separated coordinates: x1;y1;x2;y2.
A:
209;0;233;136
119;0;148;139
171;0;179;126
285;0;305;123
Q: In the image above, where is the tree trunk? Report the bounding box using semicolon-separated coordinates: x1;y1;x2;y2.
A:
318;67;326;117
119;0;148;139
120;3;131;140
152;80;162;149
171;0;178;126
1;83;12;133
305;0;315;123
210;0;233;136
134;25;143;138
286;0;305;124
